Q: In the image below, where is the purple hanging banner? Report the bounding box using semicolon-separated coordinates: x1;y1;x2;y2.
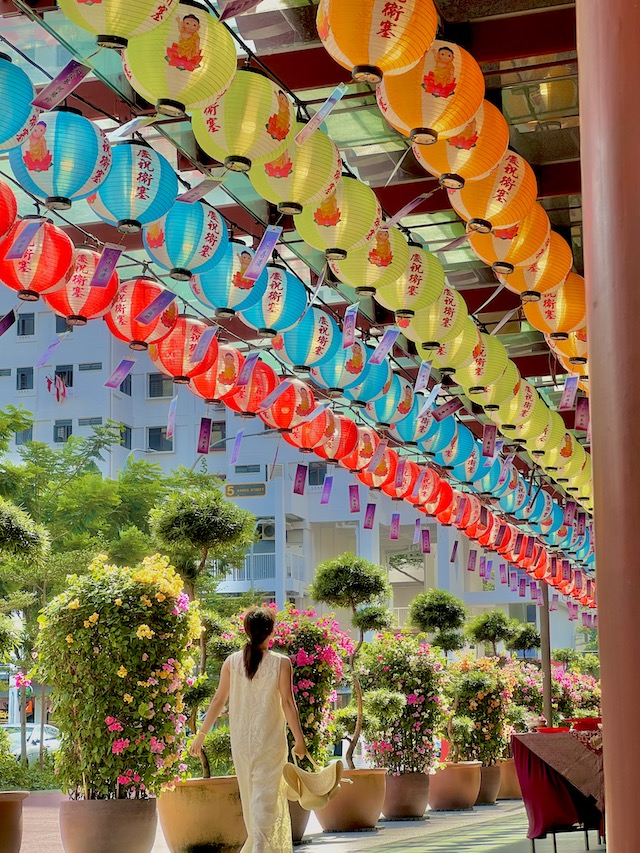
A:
235;352;260;388
563;500;577;527
467;549;477;572
412;469;426;498
349;484;361;514
487;559;494;579
293;463;307;495
479;555;486;578
189;327;218;365
518;577;527;598
524;536;535;559
562;560;572;582
383;192;437;229
558;374;579;411
483;438;503;469
586;613;593;628
369;328;400;365
480;505;488;527
6;219;44;260
482;423;497;458
537;587;544;606
166;396;178;440
433;397;465;422
108;115;156;142
32;59;90;110
497;523;507;544
577;512;586;537
499;564;508;584
574;571;583;592
575;396;590;431
390;513;400;540
220;0;263;20
510;571;518;592
454;497;467;526
363;502;376;530
498;452;516;486
421;528;431;554
34;336;64;368
135;289;176;325
320;475;333;505
413;518;421;545
0;309;16;337
415;360;432;394
418;383;442;416
394;458;407;489
176;178;222;204
295;83;349;145
581;612;589;627
550;593;559;612
90;244;122;288
230;428;244;464
593;614;598;628
530;580;538;598
366;439;388;473
256;379;292;412
450;541;458;562
197;417;212;454
104;358;136;389
244;226;283;282
342;303;359;349
514;533;524;554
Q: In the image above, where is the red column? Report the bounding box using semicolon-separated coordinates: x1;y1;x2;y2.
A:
577;3;640;848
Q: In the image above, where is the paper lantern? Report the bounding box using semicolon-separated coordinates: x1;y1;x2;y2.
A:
329;226;409;294
536;431;577;473
473;458;503;496
192;68;295;172
190;240;269;319
375;243;445;321
404;287;468;351
497;231;572;303
435;489;461;526
9;107;112;211
0;181;17;241
529;409;567;458
57;0;178;48
143;201;228;281
105;277;178;350
240;264;307;338
296;175;382;261
454;332;509;393
488;380;539;431
364;374;414;428
43;247;119;325
377;40;484;144
87;141;177;233
189;343;244;403
469;359;520;411
122;2;236;117
418;414;456;457
382;459;421;501
546;327;588;365
412;100;509;189
468;202;550;275
422;477;454;517
357;447;398;490
309;339;369;397
249;124;342;216
343;349;392;407
448;151;537;234
148;315;218;384
0;217;73;301
406;466;441;507
317;0;438;84
0;54;41;153
338;425;380;472
507;395;552;446
388;399;437;447
282;407;337;454
431;318;481;375
433;422;474;470
273;308;341;372
554;441;587;484
523;273;586;340
566;456;592;492
454;492;482;530
314;415;359;463
451;440;482;485
259;379;316;433
224;359;278;417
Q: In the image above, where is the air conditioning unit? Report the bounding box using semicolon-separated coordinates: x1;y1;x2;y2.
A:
257;522;276;541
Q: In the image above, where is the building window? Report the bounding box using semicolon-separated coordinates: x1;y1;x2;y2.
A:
121;425;132;450
308;461;327;486
148;373;174;398
78;417;103;427
17;313;34;336
235;464;261;474
55;315;72;333
147;426;173;452
119;374;132;396
0;368;10;377
16;367;33;391
79;362;102;372
55;364;73;388
53;420;72;443
209;421;226;451
15;426;32;445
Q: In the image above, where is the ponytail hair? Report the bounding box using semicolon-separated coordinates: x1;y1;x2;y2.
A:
242;606;276;679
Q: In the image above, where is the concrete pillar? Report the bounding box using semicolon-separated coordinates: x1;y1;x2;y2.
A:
273;469;287;609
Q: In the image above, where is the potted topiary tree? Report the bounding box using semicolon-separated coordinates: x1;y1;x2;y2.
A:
35;554;201;853
408;588;467;656
506;623;541;658
466;609;517;657
309;552;392;832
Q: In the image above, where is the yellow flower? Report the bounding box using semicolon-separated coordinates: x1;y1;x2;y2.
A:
140;595;152;608
155;592;166;602
67;599;80;610
84;620;91;629
136;624;155;640
117;666;128;678
115;599;122;606
66;634;74;644
123;694;133;704
89;613;99;624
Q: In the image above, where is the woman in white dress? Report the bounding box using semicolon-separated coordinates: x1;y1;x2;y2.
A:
190;607;308;853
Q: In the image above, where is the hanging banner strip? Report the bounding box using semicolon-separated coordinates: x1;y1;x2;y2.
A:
300;267;326;321
342;303;359;349
166;395;178;440
32;59;91;110
390;513;400;540
394;458;407;490
562;560;572;582
577;512;586;537
349;484;360;514
418;383;441;417
500;564;508;584
510;571;518;592
421;528;431;554
514;533;524;554
550;594;559;612
176;178;222;204
412;469;425;498
467;550;477;572
483;438;503;469
108;115;156;142
366;439;388;473
189;327;218;365
482;423;497;458
135;289;176;325
530;580;538;599
498;453;516;486
363;502;376;530
382;189;440;230
235;352;260;388
244;226;283;282
487;559;493;579
479;556;486;578
480;505;488;527
297;401;329;425
413;518;421;545
414;360;432;394
197;417;212;455
256;379;292;412
525;536;535;559
90;244;122;288
433;397;465;422
559;374;579;411
0;309;16;337
575;396;590;431
6;219;44;259
34;336;64;369
518;577;527;598
320;475;333;505
295;83;348;146
369;328;399;365
454;497;467;526
104;358;136;389
490;306;519;336
293;464;307;496
220;0;262;20
230;428;244;465
536;587;544;607
450;541;458;563
563;500;577;527
434;232;470;254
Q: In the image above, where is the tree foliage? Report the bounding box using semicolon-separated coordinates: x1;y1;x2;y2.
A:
409;589;467;654
466;610;517;656
506;623;541;653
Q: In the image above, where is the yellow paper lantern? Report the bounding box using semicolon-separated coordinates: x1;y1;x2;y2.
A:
375;243;445;320
122;2;236;117
296;175;382;260
329;225;409;293
191;68;295;172
431;317;480;375
537;431;577;473
468;202;550;275
404;286;468;351
523;272;586;340
412;100;509;189
317;0;438;84
249;123;342;216
454;332;509;393
567;455;592;492
555;440;587;484
487;380;539;430
468;358;520;410
529;409;567;457
546;327;588;365
57;0;178;48
498;231;572;304
376;40;485;144
507;395;552;445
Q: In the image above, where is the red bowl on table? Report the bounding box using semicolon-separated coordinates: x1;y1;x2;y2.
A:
536;726;571;733
572;717;601;731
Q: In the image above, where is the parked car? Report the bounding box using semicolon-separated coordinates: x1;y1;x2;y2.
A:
1;723;60;764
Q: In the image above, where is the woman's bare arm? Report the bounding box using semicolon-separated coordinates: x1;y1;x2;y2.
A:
188;658;230;757
278;656;308;759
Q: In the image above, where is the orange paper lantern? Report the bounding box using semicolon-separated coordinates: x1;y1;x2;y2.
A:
497;231;572;303
523;272;586;340
189;343;245;403
468;202;551;274
259;379;316;433
148;315;218;384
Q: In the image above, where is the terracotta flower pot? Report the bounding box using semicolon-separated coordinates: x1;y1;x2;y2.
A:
497;757;522;800
427;761;482;811
289;799;311;844
382;772;430;820
0;791;29;853
314;768;386;831
475;764;502;805
158;777;246;853
59;798;157;853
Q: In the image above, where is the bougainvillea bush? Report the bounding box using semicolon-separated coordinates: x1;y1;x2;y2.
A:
36;554;201;799
358;632;446;775
503;660;601;723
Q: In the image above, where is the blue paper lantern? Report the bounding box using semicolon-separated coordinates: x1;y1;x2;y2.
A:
499;475;528;514
309;339;371;396
274;307;341;371
343;346;391;407
240;264;308;338
143;200;228;280
451;440;483;484
87;140;177;232
0;54;41;152
418;415;456;457
433;422;474;470
190;239;269;319
473;457;502;494
363;374;414;428
388;399;438;447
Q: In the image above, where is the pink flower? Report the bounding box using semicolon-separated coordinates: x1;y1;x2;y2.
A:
149;736;164;754
112;738;130;755
407;693;419;705
117;775;130;785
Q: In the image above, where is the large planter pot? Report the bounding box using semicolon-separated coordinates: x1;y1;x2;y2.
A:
314;768;386;832
158;777;246;853
59;798;157;853
382;773;430;820
427;761;482;811
0;792;29;853
497;757;522;800
289;800;311;845
475;764;501;805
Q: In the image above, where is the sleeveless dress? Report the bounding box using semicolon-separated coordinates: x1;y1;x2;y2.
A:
228;650;292;853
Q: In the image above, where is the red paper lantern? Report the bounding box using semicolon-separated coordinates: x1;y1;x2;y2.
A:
422;478;453;516
436;488;463;526
338;425;380;472
381;459;420;501
357;447;398;491
282;408;337;453
532;548;550;580
406;467;441;507
148;315;218;385
189;343;245;404
259;379;316;433
474;511;497;546
105;277;178;350
454;493;482;530
314;415;358;463
0;181;17;240
225;359;278;417
0;217;73;301
43;247;119;325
